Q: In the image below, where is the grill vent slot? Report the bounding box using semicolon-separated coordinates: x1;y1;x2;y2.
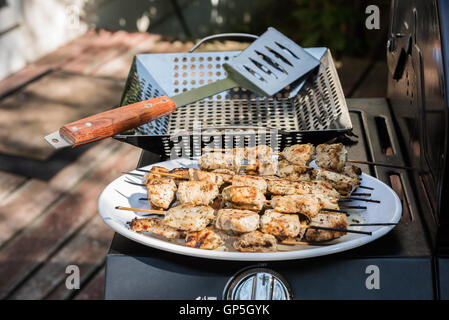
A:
375;117;394;155
389;174;411;222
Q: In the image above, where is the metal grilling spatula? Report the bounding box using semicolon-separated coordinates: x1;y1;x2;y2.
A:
45;27;320;149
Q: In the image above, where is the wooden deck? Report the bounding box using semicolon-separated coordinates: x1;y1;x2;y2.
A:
0;30;387;300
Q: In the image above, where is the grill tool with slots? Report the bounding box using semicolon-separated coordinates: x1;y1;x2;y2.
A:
44;27;321;149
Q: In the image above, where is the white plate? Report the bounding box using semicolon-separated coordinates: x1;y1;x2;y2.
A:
98;158;402;261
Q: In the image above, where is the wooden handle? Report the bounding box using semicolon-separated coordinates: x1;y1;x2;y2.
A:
59;96;176;146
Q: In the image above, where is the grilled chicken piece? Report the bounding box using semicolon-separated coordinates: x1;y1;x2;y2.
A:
185;227;225;249
222;186;266;212
188;168;225;187
144;166;170;184
233;231;277;252
198;152;243;172
267;179;340;199
260;209;301;238
303;212;348;242
244;160;278;176
230;145;273;160
146;178;177;209
277;159;316;181
231;175;268;194
244;145;273;161
215;209;260;233
315;143;348;171
211;169;235;183
169;168;190;185
318;196;340;211
281;144;315;166
128;217;183;239
262;175;282;182
270;194;323;219
163;203;215;231
342;165;362;179
177;180;219;205
315;169;359;197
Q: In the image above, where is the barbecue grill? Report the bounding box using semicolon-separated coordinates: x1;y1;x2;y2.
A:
104;0;449;299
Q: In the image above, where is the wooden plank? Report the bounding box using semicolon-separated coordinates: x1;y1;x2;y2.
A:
61;31;149;76
0;139;120;247
0;143;140;299
0;171;27;202
10;214;113;300
84;32;151;76
0;71;125;160
0;30;98;97
93;34;162;79
74;267;106;300
0;65;50;98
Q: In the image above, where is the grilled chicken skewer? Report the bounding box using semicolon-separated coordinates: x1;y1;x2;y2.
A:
277;160;316;181
267;178;377;203
302;212;350;241
221;185;266;212
185;228;225;249
315;168;360;197
267;179;341;199
163;203;216;231
203;145;274;161
121;143;385;251
233;231;278;252
131;167;374;206
120;203;215;232
215;209;260;233
267;195;342;219
259;209;304;238
128;217;184;239
176;180;220;206
198;152;244;172
280;143;315;166
125;166;178;210
231;174;268;194
243;160;278;176
199;145;366;195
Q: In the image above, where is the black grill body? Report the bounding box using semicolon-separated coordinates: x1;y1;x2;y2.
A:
386;0;449;297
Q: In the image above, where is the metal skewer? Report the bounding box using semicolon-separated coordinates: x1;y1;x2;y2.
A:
358;185;374;190
347;159;414;170
302;225;372;235
339;197;381;203
339;205;367;210
350;223;397;226
320;208;348;214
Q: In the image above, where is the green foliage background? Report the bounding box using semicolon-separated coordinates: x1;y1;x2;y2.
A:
238;0;391;59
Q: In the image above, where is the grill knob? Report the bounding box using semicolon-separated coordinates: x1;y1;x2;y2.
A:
224;268;292;300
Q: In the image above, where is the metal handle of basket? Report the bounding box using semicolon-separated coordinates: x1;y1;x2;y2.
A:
188;33;259;53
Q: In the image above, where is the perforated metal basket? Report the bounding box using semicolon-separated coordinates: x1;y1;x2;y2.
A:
114;35;352;159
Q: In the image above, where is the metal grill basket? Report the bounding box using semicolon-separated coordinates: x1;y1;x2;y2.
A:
115;35;352;159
